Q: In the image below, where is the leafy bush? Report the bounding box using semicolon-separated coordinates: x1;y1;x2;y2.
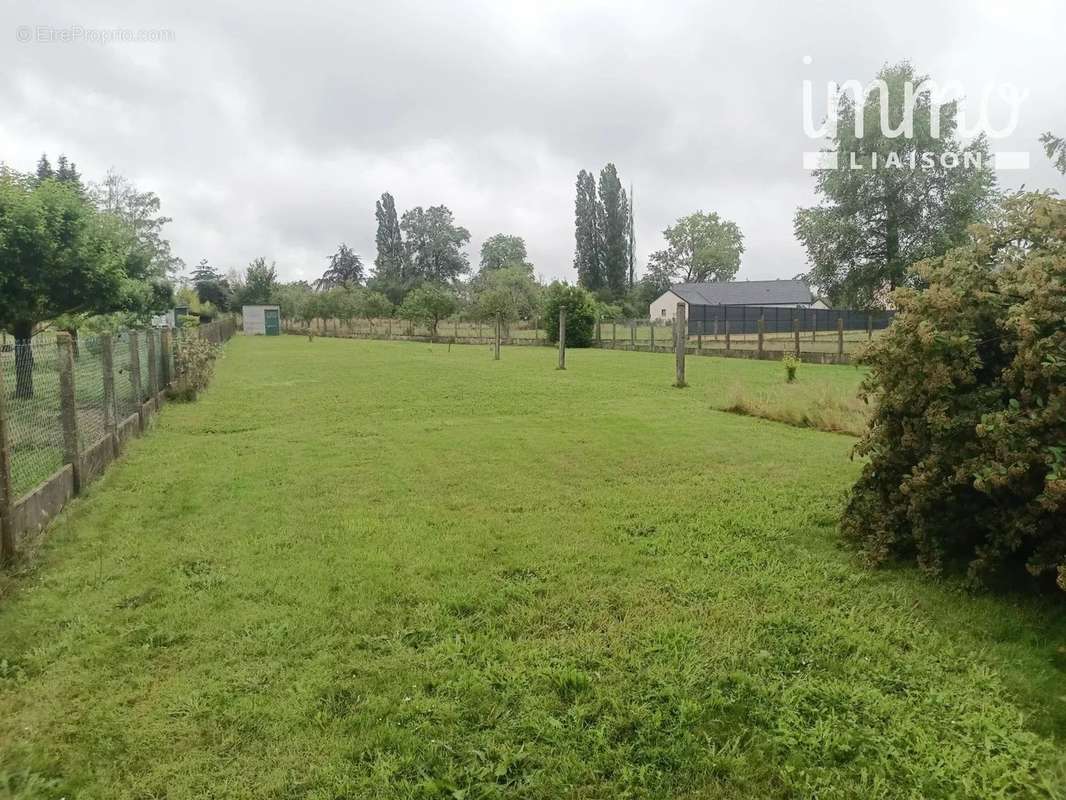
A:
169;336;221;402
842;193;1066;591
782;353;800;383
544;282;597;347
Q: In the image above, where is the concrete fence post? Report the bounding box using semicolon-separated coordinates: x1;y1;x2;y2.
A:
725;320;731;350
146;329;160;404
455;317;460;339
697;331;702;351
793;317;801;356
757;317;765;359
612;321;617;347
674;302;687;388
630;322;635;350
128;331;144;431
494;314;502;360
837;318;845;356
0;366;15;566
650;323;655;351
57;333;82;495
100;334;119;457
557;308;566;370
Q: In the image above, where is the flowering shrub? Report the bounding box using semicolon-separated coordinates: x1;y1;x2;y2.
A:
169;336;221;401
841;193;1066;591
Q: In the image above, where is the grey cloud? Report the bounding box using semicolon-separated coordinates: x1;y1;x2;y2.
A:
1;0;1064;283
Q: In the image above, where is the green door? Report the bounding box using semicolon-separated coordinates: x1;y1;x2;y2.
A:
264;308;280;336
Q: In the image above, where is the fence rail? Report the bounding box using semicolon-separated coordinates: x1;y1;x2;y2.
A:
285;310;888;363
0;317;237;564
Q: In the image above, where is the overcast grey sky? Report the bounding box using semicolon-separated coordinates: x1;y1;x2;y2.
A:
2;0;1064;284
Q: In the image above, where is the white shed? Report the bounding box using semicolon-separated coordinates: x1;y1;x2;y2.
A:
242;305;281;336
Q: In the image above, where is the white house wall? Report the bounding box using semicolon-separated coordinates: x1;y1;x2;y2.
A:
650;291;685;321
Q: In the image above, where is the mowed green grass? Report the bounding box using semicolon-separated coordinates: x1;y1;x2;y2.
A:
1;337;1064;800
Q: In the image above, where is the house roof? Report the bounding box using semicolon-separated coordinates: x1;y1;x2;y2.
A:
669;279;814;306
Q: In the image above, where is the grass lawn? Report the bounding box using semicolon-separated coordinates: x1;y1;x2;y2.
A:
0;337;1063;799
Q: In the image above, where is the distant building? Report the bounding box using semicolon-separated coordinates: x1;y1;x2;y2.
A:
242;305;281;336
649;279;826;321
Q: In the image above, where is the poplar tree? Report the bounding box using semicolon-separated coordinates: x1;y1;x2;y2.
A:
573;169;602;291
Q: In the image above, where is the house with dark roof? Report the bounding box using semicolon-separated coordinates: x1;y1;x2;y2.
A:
649;279;826;321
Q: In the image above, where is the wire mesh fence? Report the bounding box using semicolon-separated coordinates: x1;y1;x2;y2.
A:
0;320;237;510
1;339;66;499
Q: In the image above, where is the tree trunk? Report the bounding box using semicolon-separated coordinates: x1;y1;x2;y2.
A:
13;320;34;399
886;199;901;292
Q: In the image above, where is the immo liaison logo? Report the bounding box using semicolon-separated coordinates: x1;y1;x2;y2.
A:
801;57;1030;171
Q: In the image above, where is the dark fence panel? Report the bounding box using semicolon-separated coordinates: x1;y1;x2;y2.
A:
686;305;895;336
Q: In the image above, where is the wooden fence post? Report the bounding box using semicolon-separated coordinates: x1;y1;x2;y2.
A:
146;329;160;405
674;302;687;387
455;317;460;339
725;320;731;350
557;308;566;370
596;320;601;344
867;312;873;341
100;334;119;457
837;317;845;356
650;323;655;350
128;331;144;430
0;366;15;566
697;332;702;351
793;317;801;356
757;317;765;359
57;333;82;495
494;314;501;360
630;322;636;350
612;321;617;347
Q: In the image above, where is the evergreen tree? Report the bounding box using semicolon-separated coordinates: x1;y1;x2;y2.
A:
191;258;230;310
35;154;53;182
318;243;365;289
55;155;82;189
573;170;602;291
598;163;629;298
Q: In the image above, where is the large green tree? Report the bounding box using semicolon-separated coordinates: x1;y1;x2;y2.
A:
795;62;997;308
0;173;160;396
92;169;185;280
401;205;470;284
646;211;743;287
237;257;279;305
479;234;532;274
